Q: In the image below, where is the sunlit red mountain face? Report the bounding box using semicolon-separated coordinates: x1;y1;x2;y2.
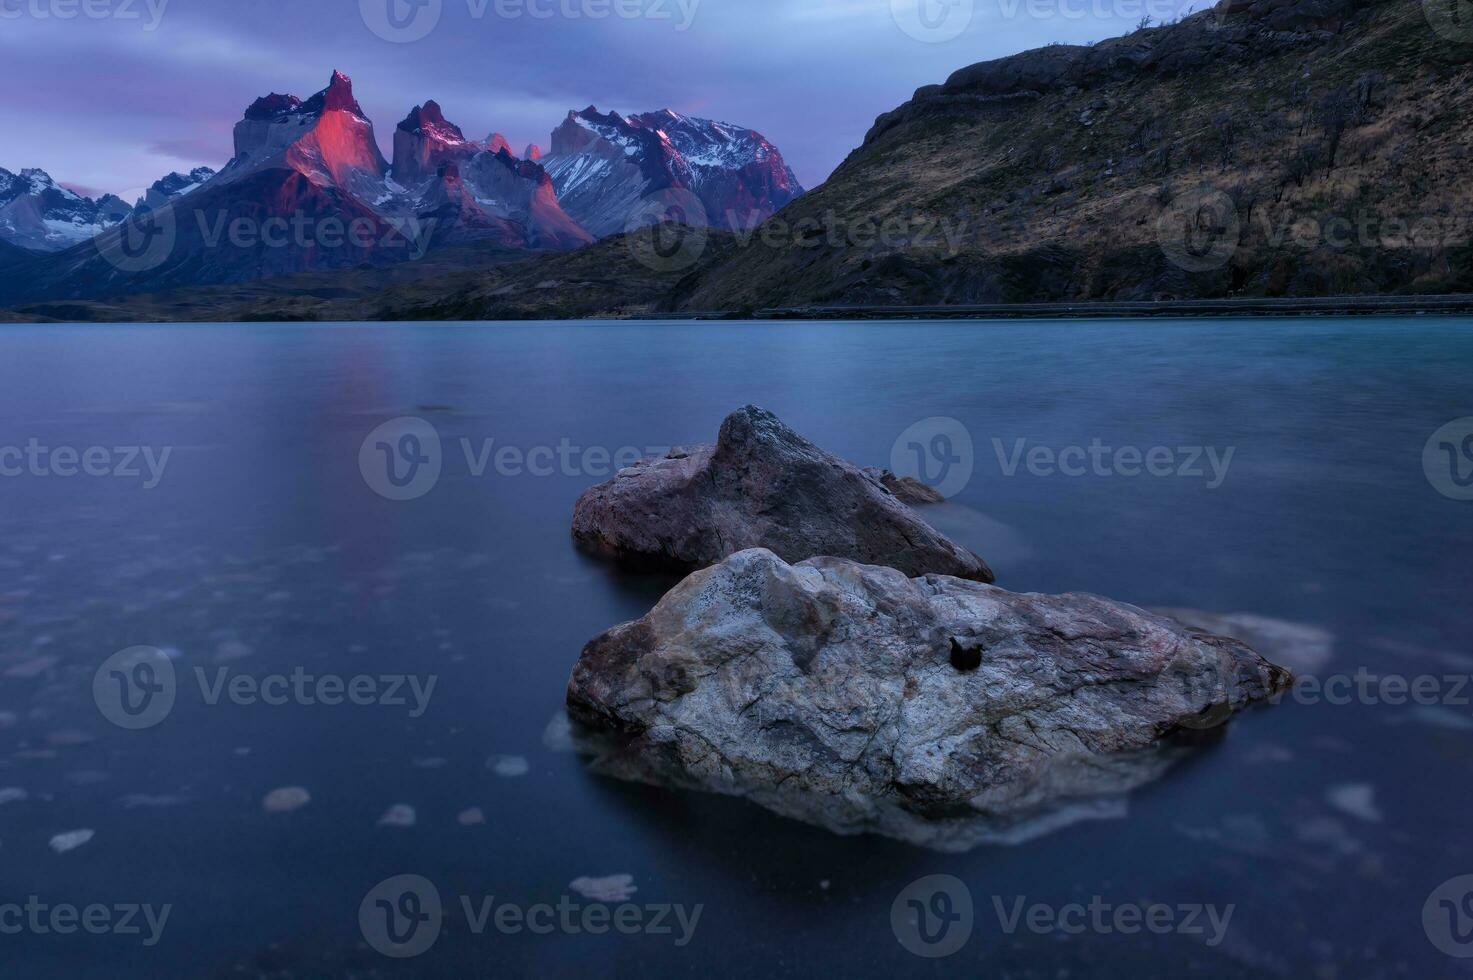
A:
0;69;804;303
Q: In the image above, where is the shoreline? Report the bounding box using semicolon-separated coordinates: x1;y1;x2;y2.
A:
7;292;1473;325
687;294;1473;321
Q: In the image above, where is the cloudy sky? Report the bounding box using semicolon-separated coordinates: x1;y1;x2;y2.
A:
0;0;1184;201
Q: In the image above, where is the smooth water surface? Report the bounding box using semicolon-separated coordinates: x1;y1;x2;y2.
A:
0;319;1470;978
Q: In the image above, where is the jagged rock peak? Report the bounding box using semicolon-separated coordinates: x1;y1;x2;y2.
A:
398;100;469;142
243;70;365;121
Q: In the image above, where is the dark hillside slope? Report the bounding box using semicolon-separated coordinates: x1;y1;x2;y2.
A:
675;0;1473;310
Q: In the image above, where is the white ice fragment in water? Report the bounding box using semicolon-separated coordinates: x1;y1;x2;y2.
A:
378;804;417;828
542;712;574;753
0;788;28;805
489;755;530;778
569;875;637;902
457;807;486;826
1326;783;1383;823
262;787;311;813
49;829;94;853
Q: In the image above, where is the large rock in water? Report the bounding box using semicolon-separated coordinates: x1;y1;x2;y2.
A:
571;406;993;582
567;549;1292;850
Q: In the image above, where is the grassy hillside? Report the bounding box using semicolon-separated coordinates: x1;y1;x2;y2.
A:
673;0;1473;310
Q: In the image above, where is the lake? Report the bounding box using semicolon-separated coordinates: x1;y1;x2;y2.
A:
1;318;1470;977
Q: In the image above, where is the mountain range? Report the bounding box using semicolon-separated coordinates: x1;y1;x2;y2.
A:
3;0;1470;319
0;70;803;304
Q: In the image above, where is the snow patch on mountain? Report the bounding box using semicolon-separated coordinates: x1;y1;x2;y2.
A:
0;166;133;251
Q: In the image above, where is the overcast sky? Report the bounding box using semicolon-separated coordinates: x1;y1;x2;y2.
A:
0;0;1186;201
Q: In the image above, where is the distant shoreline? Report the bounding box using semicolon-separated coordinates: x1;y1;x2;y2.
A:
674;295;1473;321
7;293;1473;325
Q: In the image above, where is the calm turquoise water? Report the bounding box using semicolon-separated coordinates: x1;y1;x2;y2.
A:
0;319;1470;977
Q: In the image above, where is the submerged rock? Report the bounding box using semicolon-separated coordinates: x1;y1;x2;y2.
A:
567;549;1290;850
572;407;993;582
